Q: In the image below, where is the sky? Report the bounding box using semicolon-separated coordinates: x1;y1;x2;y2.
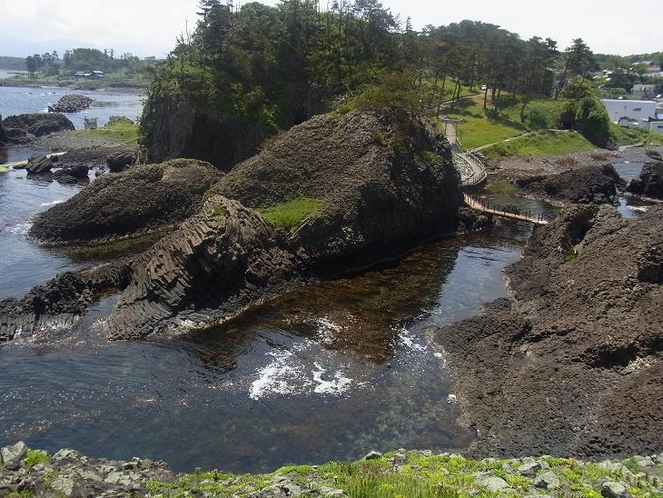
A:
1;0;661;58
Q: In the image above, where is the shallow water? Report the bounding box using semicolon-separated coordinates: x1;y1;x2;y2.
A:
0;85;144;130
0;163;560;473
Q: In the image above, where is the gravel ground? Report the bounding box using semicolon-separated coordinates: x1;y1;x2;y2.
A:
34;130;127;152
483;145;663;183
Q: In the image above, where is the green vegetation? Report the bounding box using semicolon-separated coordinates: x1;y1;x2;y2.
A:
2;48;156;89
71;118;139;144
257;197;321;231
147;451;663;497
24;450;49;468
482;130;596;159
55;233;162;261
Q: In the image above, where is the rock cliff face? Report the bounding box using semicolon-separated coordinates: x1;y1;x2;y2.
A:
29;159;223;245
434;204;663;459
139;92;268;171
3;109;462;341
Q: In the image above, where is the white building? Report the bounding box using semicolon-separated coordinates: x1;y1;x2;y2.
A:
602;99;657;124
649;121;663;134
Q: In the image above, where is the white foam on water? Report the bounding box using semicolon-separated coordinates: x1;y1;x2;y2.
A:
6;222;31;235
312;362;353;395
249;340;359;400
249;349;301;400
398;328;428;352
315;316;345;346
40;199;65;207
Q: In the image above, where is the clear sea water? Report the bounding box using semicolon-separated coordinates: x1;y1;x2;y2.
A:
0;157;560;472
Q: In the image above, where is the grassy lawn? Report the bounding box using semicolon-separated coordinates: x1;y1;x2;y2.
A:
441;95;528;150
72;120;139;144
481;130;597;159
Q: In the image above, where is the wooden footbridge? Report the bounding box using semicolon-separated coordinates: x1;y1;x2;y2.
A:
463;192;549;225
446;120;548;226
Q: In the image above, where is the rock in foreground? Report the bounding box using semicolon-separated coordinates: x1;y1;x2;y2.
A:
434;204;663;460
2;442;662;497
626;158;663;199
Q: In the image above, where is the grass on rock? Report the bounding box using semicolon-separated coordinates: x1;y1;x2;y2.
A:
257;197;321;231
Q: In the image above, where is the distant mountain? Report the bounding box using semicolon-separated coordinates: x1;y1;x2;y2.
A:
1;33;168;59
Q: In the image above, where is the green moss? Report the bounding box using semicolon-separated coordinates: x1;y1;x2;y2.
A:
258;197;321;231
56;232;162;260
564;252;578;263
211;204;227;217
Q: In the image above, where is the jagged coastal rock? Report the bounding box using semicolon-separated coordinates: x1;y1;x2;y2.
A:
25;154;55;174
2;113;75;143
47;93;95;113
107;111;461;338
434;204;663;460
3;110;462;340
28;158;223;245
0;114;8;144
515;163;625;204
626;158;663;199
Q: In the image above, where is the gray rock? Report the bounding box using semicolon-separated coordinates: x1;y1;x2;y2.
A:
533;470;561;490
517;460;542;477
26;154;54;174
634;456;653;467
363;450;383;460
317;486;347;496
475;472;512;492
1;441;28;470
601;481;631;498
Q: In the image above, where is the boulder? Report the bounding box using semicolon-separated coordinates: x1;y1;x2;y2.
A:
47;94;94;113
3;113;75;139
29;158;223;244
26;154;54;174
626;160;663;199
1;441;28;470
106;150;135;172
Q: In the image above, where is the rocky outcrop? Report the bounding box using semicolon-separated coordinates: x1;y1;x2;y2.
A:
626;159;663;199
25;154;55;174
4;110;462;341
47;94;94;113
3;113;75;142
106;150;135;172
104;110;461;338
29;158;223;245
0;442;174;497
59;145;134;170
0;261;132;342
0;114;7;144
515;163;625;204
433;204;663;460
139;91;271;171
107;196;298;339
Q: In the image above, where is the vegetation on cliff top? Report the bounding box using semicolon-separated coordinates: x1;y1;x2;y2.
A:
138;0;627;167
